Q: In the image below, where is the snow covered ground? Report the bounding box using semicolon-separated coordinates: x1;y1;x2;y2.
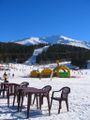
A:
0;63;90;120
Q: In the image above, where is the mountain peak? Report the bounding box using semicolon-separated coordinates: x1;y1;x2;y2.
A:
60;35;76;41
15;35;90;49
15;37;47;45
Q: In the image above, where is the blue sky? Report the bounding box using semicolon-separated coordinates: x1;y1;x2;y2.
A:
0;0;90;42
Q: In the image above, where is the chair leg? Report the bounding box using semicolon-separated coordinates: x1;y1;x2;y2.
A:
32;94;39;109
50;98;53;110
7;95;9;107
20;96;24;112
36;96;39;109
39;94;42;110
13;94;16;106
65;99;69;111
17;93;21;112
47;95;51;116
33;95;36;104
58;100;62;114
3;91;5;97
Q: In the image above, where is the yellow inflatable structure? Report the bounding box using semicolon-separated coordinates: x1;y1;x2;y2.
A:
40;68;53;77
30;70;40;77
30;68;53;78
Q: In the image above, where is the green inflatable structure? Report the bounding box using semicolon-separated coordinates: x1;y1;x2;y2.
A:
53;65;70;78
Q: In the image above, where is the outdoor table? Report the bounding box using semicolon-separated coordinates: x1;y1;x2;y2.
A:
17;87;51;118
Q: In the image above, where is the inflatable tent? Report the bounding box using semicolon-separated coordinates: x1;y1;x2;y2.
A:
30;70;40;77
40;68;52;77
53;65;70;78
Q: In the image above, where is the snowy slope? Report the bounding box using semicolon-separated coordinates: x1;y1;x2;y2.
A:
15;35;90;49
25;46;49;64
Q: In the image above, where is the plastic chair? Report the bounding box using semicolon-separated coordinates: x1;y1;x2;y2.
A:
6;83;20;106
0;82;9;97
33;85;52;115
50;86;71;114
13;81;29;106
20;82;29;87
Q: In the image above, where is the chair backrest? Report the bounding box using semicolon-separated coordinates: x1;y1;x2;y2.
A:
42;85;52;93
61;87;70;99
7;83;20;95
20;82;29;87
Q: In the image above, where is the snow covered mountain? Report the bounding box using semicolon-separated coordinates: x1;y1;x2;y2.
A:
15;37;47;46
15;35;90;49
57;35;90;49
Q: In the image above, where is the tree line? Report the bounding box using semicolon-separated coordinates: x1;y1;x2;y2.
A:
0;42;45;63
36;44;90;68
0;42;90;68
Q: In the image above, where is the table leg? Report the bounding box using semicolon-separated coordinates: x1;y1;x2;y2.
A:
17;90;21;112
27;93;31;118
39;93;42;110
47;94;51;115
